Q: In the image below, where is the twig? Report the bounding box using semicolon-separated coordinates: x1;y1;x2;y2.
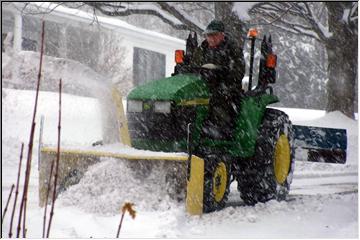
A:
38;115;45;171
23;197;28;237
249;4;295;26
116;212;125;238
116;203;136;238
42;142;56;238
2;184;15;224
17;20;45;238
13;2;66;16
46;78;62;238
8;143;24;238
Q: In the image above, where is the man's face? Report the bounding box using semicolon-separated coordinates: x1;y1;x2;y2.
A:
205;32;225;48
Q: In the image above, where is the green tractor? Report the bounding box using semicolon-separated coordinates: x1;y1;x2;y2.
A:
40;30;347;215
127;31;295;212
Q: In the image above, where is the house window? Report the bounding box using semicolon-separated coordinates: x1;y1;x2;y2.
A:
22;38;37;51
133;47;166;86
66;25;100;69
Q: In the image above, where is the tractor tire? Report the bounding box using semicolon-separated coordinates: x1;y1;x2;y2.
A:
237;108;295;205
203;155;231;213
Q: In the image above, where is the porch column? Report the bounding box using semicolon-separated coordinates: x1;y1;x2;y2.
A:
13;12;22;52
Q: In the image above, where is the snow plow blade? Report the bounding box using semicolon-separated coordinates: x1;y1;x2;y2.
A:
293;125;347;164
39;146;204;215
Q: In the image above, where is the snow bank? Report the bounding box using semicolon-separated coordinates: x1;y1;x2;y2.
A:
187;193;357;238
2;88;358;238
291;110;358;166
2;88;103;146
58;158;182;216
292;110;358;134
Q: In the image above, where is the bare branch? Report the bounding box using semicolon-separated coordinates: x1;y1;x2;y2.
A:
290;2;309;16
156;2;205;33
187;3;214;15
277;25;320;41
2;184;15;224
16;20;46;239
250;2;326;43
46;78;62;238
304;3;328;41
85;2;191;31
259;16;322;42
12;2;66;16
350;2;358;22
249;4;295;27
8;143;24;238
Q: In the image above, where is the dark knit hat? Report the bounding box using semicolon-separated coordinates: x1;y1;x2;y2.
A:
203;20;225;35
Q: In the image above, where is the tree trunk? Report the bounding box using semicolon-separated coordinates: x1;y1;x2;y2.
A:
325;2;357;119
326;44;357;118
214;2;247;48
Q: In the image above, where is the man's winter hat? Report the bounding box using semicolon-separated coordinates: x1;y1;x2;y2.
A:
203;20;225;35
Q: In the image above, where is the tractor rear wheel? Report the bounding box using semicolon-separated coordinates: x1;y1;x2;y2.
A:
203;155;231;213
237;108;295;205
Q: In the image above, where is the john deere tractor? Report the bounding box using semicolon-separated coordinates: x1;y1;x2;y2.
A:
40;29;347;215
126;31;295;212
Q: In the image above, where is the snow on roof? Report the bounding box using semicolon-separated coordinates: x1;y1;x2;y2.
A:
232;2;259;21
11;2;185;48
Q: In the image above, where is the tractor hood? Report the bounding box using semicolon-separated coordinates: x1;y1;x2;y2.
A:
127;74;209;103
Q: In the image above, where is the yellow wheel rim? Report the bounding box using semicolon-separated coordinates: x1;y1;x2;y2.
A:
274;134;291;184
213;162;227;202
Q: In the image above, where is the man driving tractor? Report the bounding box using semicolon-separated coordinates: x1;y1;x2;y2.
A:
192;19;246;140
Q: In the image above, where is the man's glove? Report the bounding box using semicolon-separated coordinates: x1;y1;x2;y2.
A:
200;64;227;83
201;63;220;70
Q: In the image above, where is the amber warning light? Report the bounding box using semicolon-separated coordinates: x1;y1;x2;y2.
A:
266;54;277;68
248;28;258;38
175;50;184;64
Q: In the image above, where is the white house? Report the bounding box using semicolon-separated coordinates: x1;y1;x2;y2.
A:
2;2;186;88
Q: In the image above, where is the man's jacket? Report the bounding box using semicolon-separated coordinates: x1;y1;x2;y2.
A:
191;35;246;139
192;34;246;98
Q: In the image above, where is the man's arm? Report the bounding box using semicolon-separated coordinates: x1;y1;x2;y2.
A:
230;45;246;84
227;42;246;94
191;46;204;68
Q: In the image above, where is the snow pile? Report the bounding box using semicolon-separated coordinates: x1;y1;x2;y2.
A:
188;193;357;238
58;158;182;215
294;160;357;177
2;88;103;146
1;87;358;238
294;110;358;166
294;110;358;132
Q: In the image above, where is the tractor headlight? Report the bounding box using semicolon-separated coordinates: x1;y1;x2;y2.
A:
127;100;143;112
154;101;171;113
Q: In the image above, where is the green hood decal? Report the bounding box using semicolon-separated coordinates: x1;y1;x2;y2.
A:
127;74;209;103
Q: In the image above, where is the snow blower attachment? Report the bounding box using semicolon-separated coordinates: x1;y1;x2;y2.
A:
39;86;205;215
39;145;205;215
39;29;347;215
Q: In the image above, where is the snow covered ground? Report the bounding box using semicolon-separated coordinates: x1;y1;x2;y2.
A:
2;88;358;238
